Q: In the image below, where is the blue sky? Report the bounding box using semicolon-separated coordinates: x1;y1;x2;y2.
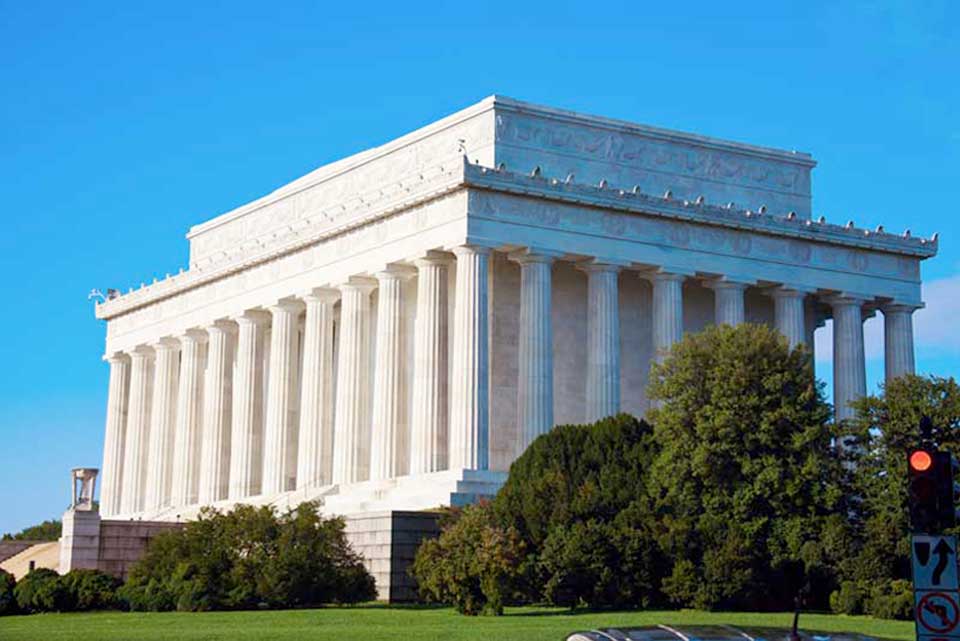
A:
1;1;957;535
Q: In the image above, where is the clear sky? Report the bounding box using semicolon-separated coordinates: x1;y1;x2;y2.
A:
1;1;957;535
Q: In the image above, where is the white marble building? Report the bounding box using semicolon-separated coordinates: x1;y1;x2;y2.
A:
94;96;936;520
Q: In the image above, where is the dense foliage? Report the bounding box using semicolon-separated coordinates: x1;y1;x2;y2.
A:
646;323;847;610
412;502;525;615
1;520;61;542
831;374;960;617
6;568;121;614
119;502;375;612
0;569;16;616
414;324;875;615
13;569;71;613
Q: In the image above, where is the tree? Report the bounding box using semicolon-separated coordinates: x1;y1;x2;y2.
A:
13;568;72;613
646;323;847;610
120;502;375;612
2;519;61;542
833;374;960;618
61;569;122;611
0;569;16;616
412;502;525;615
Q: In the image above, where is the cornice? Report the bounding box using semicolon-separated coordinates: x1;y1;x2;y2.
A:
97;157;937;322
462;163;937;259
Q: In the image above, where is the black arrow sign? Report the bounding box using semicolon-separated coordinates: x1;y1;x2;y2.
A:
933;538;954;585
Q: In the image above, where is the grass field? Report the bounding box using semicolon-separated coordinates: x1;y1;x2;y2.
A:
0;605;915;641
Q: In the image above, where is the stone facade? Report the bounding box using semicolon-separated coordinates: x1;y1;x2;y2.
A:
92;96;935;523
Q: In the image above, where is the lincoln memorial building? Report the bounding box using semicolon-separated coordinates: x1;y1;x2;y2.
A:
93;96;937;521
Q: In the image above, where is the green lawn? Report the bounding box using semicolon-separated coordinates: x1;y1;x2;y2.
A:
0;605;915;641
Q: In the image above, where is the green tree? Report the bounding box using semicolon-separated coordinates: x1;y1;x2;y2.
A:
1;519;61;542
412;501;525;615
120;502;375;612
647;323;846;610
13;568;72;613
61;569;122;611
0;569;16;616
833;374;960;618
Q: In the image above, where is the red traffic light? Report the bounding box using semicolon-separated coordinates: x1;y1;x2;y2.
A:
911;450;934;472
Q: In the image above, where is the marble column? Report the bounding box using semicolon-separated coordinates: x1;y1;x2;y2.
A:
100;354;130;517
828;296;867;423
883;303;919;382
649;272;685;364
449;245;491;470
512;250;555;449
332;279;376;484
580;263;621;422
770;288;807;349
370;269;413;481
198;321;234;505
297;290;338;489
262;301;303;495
144;339;180;512
171;330;206;508
229;311;269;499
120;346;154;514
410;254;450;474
708;280;747;326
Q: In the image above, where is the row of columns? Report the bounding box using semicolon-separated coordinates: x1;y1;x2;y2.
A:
99;247;920;517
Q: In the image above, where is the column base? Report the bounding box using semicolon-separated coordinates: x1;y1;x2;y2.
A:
58;509;101;573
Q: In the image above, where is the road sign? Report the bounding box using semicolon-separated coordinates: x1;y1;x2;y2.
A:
914;535;960;591
919;635;960;641
917;591;960;635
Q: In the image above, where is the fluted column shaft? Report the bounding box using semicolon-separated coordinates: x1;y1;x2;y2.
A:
171;331;206;507
710;281;747;326
650;272;685;363
449;246;491;470
771;288;807;349
198;322;234;504
883;304;918;382
100;354;130;517
120;347;154;514
144;340;180;512
297;291;338;489
371;271;411;480
332;280;376;484
410;256;450;474
582;263;621;422
829;297;867;423
230;312;269;499
512;252;554;448
262;302;302;495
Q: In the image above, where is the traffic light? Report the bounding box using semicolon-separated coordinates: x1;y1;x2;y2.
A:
908;447;956;533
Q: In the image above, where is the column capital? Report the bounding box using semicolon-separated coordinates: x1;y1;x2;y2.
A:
103;351;130;365
766;285;813;300
508;247;563;265
179;328;209;344
267;298;305;315
233;309;271;326
300;288;340;305
881;301;923;314
704;277;753;291
130;344;155;360
149;337;181;352
338;276;378;294
643;270;691;284
576;258;627;274
823;293;871;308
375;264;418;282
207;319;238;336
413;250;454;267
451;244;493;258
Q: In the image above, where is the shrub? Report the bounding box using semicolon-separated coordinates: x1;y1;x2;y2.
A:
14;568;72;613
61;569;121;611
121;501;375;612
829;580;864;615
864;579;913;620
0;569;16;616
412;501;524;615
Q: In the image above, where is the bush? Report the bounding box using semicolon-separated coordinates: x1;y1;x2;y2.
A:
14;568;72;613
0;569;16;616
120;501;375;612
412;502;524;616
864;579;913;620
61;569;121;611
829;580;864;615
